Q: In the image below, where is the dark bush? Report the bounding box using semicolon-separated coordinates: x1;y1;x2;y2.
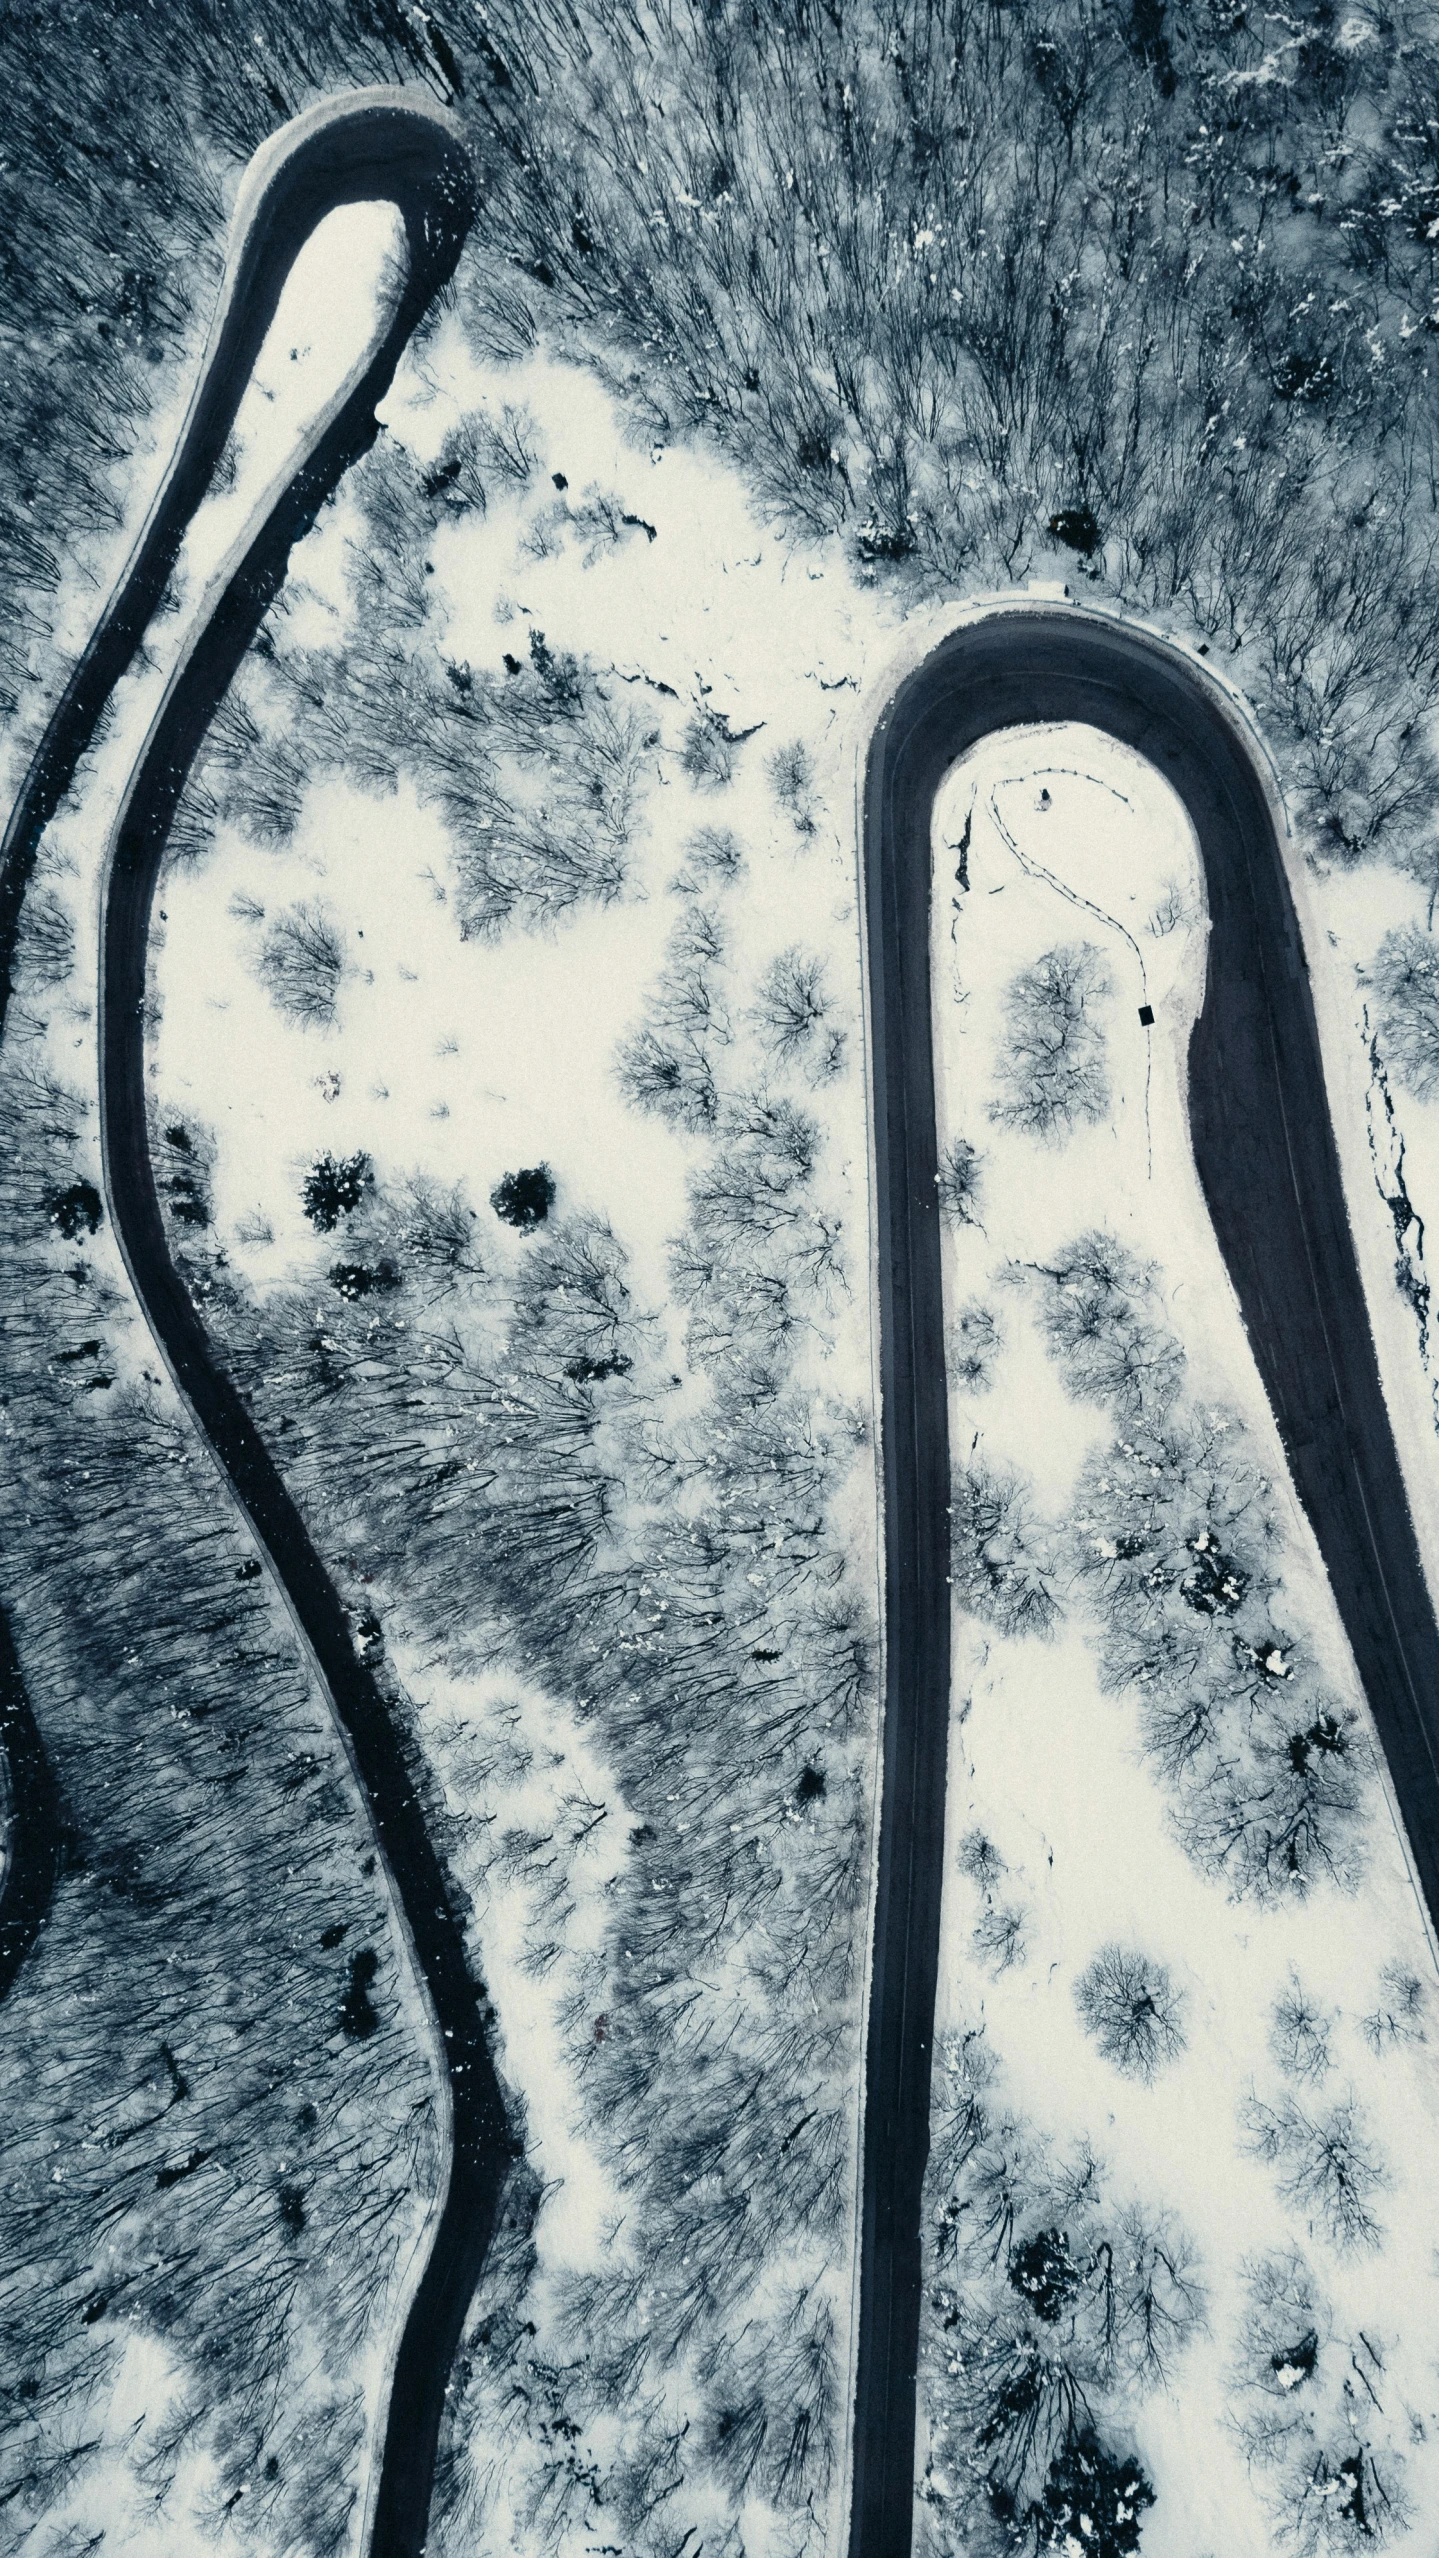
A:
490;1165;556;1231
1008;2227;1082;2324
301;1152;372;1232
1033;2430;1154;2556
47;1179;102;1239
1048;506;1101;556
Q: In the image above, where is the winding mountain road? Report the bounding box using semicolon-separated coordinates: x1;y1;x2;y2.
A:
2;88;511;2558
850;607;1439;2558
7;78;1439;2558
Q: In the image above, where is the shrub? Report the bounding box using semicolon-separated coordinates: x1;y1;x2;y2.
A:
329;1259;400;1301
490;1165;556;1232
935;1133;982;1227
951;1300;1001;1391
46;1179;102;1239
154;1120;212;1232
682;708;741;788
991;942;1112;1139
766;739;817;832
256;900;346;1027
302;1152;372;1232
1008;2227;1083;2324
1075;1945;1186;2082
1360;1961;1429;2056
974;1901;1028;1972
1269;1976;1334;2083
684;824;744;881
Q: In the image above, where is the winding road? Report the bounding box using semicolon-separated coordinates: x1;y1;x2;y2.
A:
7;81;1439;2558
2;89;511;2558
849;607;1439;2557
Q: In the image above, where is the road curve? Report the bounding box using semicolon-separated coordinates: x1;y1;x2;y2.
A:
850;605;1439;2558
2;90;511;2558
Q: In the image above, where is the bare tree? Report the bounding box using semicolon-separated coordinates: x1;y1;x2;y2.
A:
991;943;1112;1140
1242;2091;1387;2254
935;1133;983;1227
1369;923;1439;1099
1074;1945;1186;2082
1269;1975;1334;2084
255;901;346;1027
951;1460;1060;1640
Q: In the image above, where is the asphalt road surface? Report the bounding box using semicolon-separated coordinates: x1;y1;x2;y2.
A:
850;607;1439;2558
2;92;511;2558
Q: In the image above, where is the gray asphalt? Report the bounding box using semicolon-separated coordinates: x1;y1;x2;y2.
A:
849;608;1439;2558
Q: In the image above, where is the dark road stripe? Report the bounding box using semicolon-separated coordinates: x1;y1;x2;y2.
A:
850;609;1439;2558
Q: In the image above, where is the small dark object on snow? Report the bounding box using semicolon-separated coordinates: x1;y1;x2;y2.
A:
492;1165;555;1231
552;470;569;489
1048;505;1102;557
1138;1003;1155;1026
955;804;972;889
48;1179;102;1239
503;650;522;675
796;1764;826;1803
302;1151;371;1232
235;1557;262;1582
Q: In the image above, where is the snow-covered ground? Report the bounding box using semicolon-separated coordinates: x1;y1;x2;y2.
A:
19;158;1439;2556
925;732;1439;2551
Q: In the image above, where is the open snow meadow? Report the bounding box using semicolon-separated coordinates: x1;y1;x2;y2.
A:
9;14;1439;2558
